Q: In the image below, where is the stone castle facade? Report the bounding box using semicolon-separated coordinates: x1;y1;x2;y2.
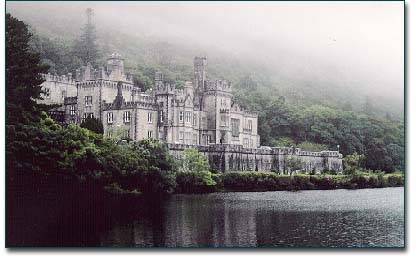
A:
40;53;343;173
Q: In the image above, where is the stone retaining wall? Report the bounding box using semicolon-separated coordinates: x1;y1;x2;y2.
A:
167;143;343;174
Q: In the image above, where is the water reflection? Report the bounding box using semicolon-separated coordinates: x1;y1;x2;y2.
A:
100;188;404;247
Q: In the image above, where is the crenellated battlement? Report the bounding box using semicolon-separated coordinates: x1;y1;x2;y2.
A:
39;55;342;174
204;79;232;92
41;73;76;85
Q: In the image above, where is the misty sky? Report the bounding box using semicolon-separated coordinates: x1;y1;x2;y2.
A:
7;1;404;100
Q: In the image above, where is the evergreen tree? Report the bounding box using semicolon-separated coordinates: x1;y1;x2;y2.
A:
363;96;374;115
6;13;48;125
75;8;98;65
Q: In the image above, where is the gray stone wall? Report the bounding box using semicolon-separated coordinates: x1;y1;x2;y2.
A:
168;144;343;174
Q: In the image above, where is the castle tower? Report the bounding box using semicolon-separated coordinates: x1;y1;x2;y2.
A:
193;56;207;92
106;52;125;81
154;71;175;142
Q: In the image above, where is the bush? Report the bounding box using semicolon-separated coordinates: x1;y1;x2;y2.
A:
7;120;178;197
80;116;104;135
176;171;217;193
220;171;290;191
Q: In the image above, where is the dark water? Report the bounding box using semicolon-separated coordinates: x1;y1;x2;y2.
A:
8;188;404;247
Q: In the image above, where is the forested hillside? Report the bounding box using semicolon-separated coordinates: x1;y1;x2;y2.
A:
6;6;404;173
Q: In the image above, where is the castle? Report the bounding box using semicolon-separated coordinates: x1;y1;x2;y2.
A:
40;53;343;174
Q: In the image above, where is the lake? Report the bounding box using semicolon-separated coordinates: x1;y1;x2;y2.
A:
7;187;404;247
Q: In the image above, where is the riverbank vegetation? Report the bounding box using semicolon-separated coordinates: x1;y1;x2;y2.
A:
14;7;404;174
6;13;404;203
216;172;404;192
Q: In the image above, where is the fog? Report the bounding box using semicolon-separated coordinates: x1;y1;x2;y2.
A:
7;1;404;102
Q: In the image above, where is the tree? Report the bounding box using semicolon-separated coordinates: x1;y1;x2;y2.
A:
363;96;374;115
297;141;328;152
343;152;365;175
285;156;303;176
177;148;216;188
133;73;153;92
183;148;211;174
74;8;98;65
6;13;48;125
80;116;104;135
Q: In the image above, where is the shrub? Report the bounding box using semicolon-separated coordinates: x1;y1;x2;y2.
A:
176;171;217;193
80;116;104;135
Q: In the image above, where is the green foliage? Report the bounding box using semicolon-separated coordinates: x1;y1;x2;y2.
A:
182;148;211;174
343;152;365;175
80;116;104;135
297;141;328;152
235;85;403;173
220;171;291;191
285;156;303;175
218;172;403;192
132;72;153;92
175;148;216;192
13;9;404;174
73;8;98;65
175;80;185;89
272;137;295;147
7;119;177;196
6;13;48;125
175;172;217;193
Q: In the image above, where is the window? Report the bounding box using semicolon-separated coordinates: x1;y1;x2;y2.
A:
221;115;228;127
125;130;130;139
124;111;131;123
231;118;240;137
148;112;153;123
193;134;198;145
83;112;94;121
107;131;113;138
61;91;66;100
160;110;164;122
185;132;191;144
85;96;93;106
193;113;197;126
45;88;50;98
250;139;253;148
179;131;184;140
179;111;184;122
247;120;252;131
202;134;208;145
185;112;192;123
148;131;153;139
107;112;114;124
244;138;249;148
70;105;76;116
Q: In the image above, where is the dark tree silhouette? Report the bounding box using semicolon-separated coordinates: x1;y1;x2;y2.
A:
80;116;104;134
6;13;48;124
